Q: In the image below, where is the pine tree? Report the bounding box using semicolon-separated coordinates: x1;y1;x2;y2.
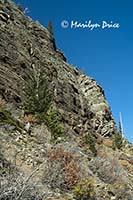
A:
47;21;56;50
23;67;52;118
48;21;54;38
119;120;123;137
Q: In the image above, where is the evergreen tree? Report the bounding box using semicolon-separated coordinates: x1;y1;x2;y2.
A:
48;21;54;38
113;126;123;150
46;106;64;140
48;21;56;50
119;121;122;134
23;67;51;118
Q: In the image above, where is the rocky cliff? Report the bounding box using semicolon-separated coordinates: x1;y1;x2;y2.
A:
0;0;115;137
0;1;133;200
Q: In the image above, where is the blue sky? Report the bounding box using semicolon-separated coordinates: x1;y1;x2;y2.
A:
14;0;133;143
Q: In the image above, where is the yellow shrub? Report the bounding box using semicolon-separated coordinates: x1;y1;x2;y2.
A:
119;159;132;173
72;178;96;200
103;139;113;148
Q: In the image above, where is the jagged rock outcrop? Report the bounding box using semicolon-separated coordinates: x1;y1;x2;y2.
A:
78;74;115;137
0;0;115;137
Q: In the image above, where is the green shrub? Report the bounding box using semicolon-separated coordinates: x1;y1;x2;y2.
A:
72;179;96;200
46;106;64;141
84;132;97;156
0;107;23;132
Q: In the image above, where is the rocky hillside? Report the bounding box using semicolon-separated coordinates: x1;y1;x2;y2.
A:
0;0;133;200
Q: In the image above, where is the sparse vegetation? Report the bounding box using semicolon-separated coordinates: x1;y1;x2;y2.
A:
89;155;126;184
0;166;45;200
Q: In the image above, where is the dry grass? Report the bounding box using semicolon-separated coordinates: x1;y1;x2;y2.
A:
23;114;38;123
103;139;113;148
0;96;7;109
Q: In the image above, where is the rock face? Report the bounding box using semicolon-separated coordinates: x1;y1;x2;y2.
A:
0;0;115;137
